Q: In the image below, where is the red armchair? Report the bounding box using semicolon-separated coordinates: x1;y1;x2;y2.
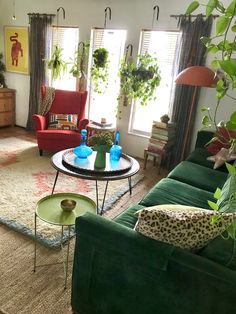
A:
33;88;89;156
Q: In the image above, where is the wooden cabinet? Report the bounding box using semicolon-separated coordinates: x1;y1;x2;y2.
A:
0;88;15;127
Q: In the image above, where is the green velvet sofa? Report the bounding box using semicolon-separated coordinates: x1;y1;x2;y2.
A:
71;130;236;314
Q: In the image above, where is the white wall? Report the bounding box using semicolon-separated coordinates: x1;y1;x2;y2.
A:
0;0;235;157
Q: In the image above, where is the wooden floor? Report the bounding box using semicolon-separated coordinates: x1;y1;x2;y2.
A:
0;126;167;314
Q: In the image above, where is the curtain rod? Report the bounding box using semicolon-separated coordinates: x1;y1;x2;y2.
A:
170;14;219;18
27;13;56;17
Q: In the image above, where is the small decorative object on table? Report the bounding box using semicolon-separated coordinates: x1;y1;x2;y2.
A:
110;131;122;161
89;132;113;169
60;199;77;212
73;129;93;158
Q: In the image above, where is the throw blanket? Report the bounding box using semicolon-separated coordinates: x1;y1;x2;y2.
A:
39;86;55;115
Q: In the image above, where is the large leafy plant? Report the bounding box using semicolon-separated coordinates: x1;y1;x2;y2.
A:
119;52;161;107
45;45;67;81
186;0;236;152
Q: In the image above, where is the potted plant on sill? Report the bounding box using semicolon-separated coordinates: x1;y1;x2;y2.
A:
70;42;90;91
88;132;113;169
45;45;67;81
117;52;161;118
91;47;109;94
0;52;7;88
186;0;236;236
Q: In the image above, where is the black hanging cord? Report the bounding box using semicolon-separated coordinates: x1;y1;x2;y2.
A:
152;5;159;29
104;7;111;28
56;7;65;27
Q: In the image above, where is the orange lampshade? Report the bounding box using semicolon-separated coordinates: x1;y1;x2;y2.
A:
175;66;218;87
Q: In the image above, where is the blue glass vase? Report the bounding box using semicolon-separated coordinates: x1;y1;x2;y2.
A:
110;131;122;161
73;129;93;158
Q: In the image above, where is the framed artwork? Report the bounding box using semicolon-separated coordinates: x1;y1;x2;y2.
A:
4;26;29;74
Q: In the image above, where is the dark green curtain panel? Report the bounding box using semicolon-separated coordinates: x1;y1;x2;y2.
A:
171;15;213;165
26;14;54;131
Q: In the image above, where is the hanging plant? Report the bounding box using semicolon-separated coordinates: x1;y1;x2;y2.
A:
69;42;90;91
0;52;7;88
91;48;109;94
118;52;161;107
45;45;68;81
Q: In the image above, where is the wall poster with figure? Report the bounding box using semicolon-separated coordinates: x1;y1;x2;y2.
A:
4;26;29;74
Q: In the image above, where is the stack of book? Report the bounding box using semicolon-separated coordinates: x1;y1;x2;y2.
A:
147;121;175;154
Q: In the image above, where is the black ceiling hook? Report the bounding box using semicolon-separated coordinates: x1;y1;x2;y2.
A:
56;7;65;27
125;44;133;62
104;7;111;28
152;5;160;29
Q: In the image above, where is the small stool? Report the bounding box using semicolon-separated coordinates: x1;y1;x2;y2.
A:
143;148;172;174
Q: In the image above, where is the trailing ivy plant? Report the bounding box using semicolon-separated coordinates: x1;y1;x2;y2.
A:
45;45;67;81
0;52;7;88
91;48;109;94
186;0;236;151
118;52;161;112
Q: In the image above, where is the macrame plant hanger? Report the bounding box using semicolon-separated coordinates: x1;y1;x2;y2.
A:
77;41;87;91
104;7;111;29
56;7;65;47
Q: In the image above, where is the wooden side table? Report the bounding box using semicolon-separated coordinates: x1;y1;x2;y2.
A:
144;147;172;174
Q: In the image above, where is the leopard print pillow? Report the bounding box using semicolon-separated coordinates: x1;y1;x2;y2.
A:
134;204;233;250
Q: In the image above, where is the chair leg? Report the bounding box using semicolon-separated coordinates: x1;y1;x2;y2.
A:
39;149;43;156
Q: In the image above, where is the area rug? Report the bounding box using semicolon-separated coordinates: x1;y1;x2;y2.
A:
0;137;143;248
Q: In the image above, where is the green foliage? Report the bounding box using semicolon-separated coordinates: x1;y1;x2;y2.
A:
45;46;67;81
91;48;109;94
88;132;113;147
69;42;90;78
0;52;7;87
118;52;161;107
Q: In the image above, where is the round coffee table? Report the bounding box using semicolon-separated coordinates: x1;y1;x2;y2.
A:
34;192;96;289
50;150;140;215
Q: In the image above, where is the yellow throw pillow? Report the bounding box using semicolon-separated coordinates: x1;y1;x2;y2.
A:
134;204;233;250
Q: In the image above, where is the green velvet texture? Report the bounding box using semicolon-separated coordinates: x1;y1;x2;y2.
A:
72;213;236;314
139;178;215;209
168;161;227;192
114;204;144;228
195;130;214;148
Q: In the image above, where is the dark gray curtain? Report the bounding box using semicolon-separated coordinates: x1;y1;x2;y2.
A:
171;15;213;165
26;14;54;131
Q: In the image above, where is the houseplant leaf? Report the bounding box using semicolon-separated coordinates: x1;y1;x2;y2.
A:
216;16;230;35
206;0;218;17
186;1;199;14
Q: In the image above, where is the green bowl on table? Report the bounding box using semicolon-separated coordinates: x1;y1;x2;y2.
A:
60;199;77;212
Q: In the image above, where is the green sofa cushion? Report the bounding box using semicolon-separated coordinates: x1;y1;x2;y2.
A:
199;233;236;270
186;147;228;172
168;161;227;192
139;178;215;209
114;204;144;229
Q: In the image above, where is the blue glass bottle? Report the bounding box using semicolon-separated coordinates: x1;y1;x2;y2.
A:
110;131;122;161
73;129;93;158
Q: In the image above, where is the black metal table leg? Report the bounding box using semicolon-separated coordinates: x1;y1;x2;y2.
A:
128;177;132;195
100;181;109;215
51;170;59;194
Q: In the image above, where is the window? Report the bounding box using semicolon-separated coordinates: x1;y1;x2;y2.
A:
130;30;180;135
88;28;127;124
49;26;79;91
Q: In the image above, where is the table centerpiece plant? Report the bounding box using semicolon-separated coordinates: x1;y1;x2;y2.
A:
117;52;161;117
88;132;113;169
186;0;236;237
91;47;109;94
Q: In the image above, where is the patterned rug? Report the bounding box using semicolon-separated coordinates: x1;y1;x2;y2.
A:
0;137;143;248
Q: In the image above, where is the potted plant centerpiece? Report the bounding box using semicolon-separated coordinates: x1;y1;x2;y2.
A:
186;1;236;236
70;42;90;91
91;47;109;94
88;132;113;169
117;52;161;117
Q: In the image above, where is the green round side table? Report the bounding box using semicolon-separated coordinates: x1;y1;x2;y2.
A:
34;193;96;289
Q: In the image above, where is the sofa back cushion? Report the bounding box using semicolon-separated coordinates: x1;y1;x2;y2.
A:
134;204;232;250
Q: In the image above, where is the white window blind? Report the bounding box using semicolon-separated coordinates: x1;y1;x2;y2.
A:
130;30;180;135
88;28;127;124
50;26;79;91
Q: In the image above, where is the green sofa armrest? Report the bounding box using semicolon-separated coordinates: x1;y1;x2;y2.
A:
71;213;236;314
195;130;214;149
